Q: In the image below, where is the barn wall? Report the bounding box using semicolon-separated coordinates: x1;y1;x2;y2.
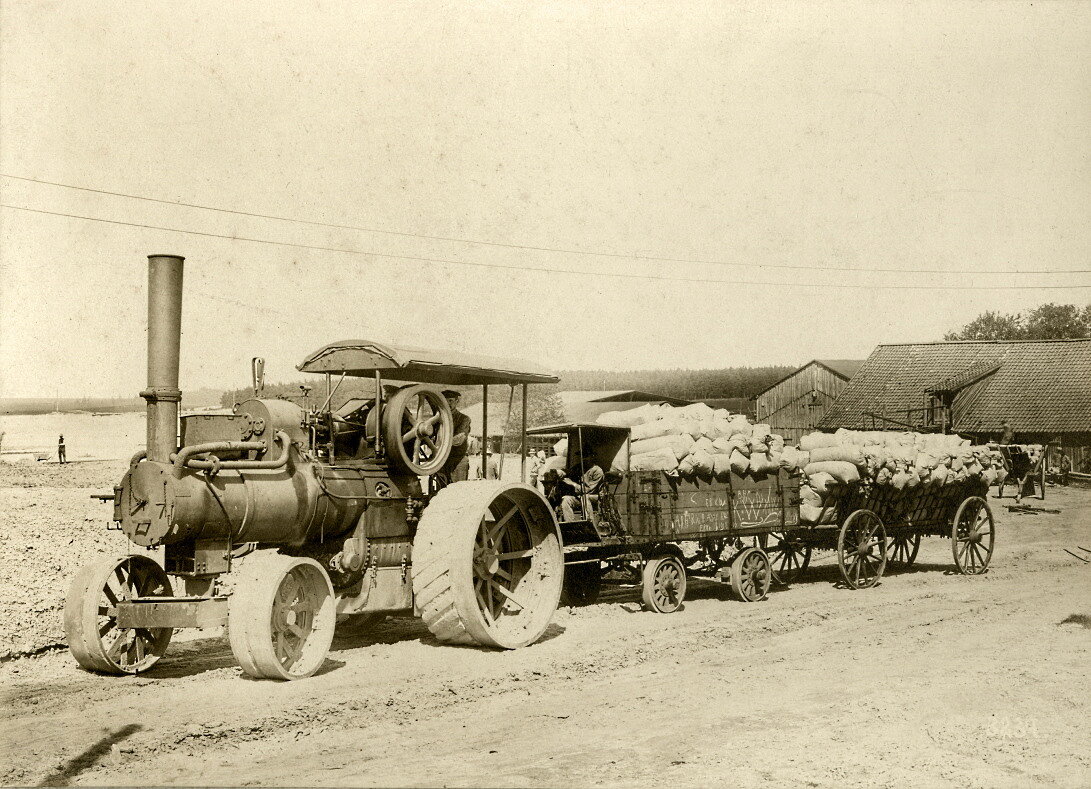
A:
755;363;849;442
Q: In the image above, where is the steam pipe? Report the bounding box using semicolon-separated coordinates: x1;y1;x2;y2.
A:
171;431;291;472
141;255;185;462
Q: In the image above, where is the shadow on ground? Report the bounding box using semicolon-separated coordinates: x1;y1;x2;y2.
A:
35;723;142;787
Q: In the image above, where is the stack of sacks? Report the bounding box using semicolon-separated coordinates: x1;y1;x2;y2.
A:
795;429;1007;523
597;403;799;478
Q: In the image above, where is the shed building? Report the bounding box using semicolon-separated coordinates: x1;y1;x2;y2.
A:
819;339;1091;473
753;359;864;442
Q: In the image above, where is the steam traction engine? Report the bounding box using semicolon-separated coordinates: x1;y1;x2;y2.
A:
64;254;564;680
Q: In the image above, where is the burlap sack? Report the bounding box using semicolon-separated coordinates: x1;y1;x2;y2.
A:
692;436;716;455
807;471;835;494
808;445;865;466
804;460;860;484
729;449;749;475
712;452;733;476
631;419;676;441
749;451;778;475
630;446;678;472
800;432;838;451
689;449;714;474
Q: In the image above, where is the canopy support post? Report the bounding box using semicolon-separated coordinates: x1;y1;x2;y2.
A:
481;384;488;479
520;384;528;483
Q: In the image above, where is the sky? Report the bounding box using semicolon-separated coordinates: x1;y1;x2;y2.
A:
1;1;1089;398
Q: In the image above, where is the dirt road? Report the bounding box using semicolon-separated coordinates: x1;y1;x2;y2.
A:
2;483;1089;787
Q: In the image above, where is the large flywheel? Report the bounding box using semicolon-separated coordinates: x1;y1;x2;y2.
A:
412;481;563;649
382;384;453;475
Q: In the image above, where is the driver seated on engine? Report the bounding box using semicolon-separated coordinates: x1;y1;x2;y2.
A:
559;444;604;522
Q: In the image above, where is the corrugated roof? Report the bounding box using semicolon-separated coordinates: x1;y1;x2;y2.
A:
820;339;1091;434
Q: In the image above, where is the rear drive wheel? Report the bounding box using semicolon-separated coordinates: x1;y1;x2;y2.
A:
64;555;173;675
412;481;563;648
228;553;337;680
641;555;686;613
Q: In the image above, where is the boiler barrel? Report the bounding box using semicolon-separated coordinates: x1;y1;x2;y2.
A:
120;456;367;547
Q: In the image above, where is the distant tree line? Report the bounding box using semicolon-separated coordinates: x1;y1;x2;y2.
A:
943;303;1091;341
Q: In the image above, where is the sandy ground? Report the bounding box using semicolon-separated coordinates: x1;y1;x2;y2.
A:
1;463;1089;788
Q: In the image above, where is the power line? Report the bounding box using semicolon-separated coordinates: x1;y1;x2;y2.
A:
3;172;1087;277
3;202;1089;292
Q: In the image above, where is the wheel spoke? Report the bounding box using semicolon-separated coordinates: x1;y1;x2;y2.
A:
489;579;526;610
497;548;534;561
487;505;520;543
98;620;116;637
475;585;495;624
106;633;128;660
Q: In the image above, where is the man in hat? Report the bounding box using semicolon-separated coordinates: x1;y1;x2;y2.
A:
440;389;472;482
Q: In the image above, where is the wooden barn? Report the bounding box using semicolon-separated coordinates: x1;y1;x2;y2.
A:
753;359;864;442
819;339;1091;473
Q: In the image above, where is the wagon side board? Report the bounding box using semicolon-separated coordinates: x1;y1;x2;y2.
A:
614;469;800;544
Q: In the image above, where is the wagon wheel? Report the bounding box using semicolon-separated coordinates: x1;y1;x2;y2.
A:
382;384;453;476
413;482;563;648
951;496;995;575
64;555;173;675
764;532;812;585
641;555;686;613
837;510;887;590
228;554;337;680
561;562;603;606
886;533;921;569
730;546;772;602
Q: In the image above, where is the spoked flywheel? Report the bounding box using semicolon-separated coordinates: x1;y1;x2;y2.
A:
412;481;563;648
382;384;453;475
64;555;173;675
951;496;995;575
228;553;337;680
837;509;887;590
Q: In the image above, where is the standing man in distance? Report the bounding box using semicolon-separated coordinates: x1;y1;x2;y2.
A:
440;389;471;482
57;434;67;464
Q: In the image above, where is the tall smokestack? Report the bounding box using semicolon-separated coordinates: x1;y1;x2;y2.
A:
141;254;185;462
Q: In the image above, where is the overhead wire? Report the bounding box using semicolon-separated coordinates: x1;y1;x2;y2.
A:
3;172;1089;277
1;202;1089;291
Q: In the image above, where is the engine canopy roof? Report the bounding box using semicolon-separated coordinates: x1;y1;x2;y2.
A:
297;339;558;386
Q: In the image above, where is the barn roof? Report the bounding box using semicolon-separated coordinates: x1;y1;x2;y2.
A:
819;339;1091;435
814;359;865;380
755;359;866;398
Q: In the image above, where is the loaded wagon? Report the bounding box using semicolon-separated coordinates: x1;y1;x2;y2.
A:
529;421;996;610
